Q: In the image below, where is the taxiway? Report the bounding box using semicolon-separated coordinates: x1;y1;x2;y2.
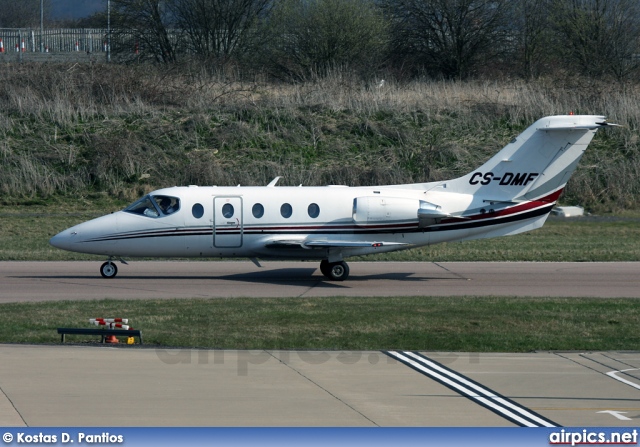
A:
1;261;639;302
1;346;640;427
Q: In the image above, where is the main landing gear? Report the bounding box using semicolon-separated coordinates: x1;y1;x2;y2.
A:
319;260;350;281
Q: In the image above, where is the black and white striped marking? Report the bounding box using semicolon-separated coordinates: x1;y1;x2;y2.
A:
384;351;559;427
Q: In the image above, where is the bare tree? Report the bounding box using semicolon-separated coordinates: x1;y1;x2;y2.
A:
110;0;176;63
509;0;555;79
169;0;270;63
263;0;389;80
550;0;640;81
383;0;512;79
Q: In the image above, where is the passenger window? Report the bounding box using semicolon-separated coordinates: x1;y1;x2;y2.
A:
252;203;264;218
222;203;234;218
280;203;292;218
308;203;320;218
192;203;204;219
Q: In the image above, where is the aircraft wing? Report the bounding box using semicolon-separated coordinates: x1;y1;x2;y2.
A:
264;240;410;249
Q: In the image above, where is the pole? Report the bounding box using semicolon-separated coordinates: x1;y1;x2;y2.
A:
40;0;44;53
107;0;111;63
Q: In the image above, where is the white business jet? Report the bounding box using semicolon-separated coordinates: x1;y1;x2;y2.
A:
50;115;617;280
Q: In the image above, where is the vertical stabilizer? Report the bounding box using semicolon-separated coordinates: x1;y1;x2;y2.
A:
437;115;615;202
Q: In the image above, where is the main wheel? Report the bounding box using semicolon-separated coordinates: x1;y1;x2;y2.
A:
319;259;331;277
326;261;349;281
100;261;118;278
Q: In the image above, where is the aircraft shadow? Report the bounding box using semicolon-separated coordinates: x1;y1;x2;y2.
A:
12;268;324;286
13;268;457;287
162;268;442;287
217;268;346;288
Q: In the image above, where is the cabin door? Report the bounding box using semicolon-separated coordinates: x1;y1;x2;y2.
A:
213;196;243;248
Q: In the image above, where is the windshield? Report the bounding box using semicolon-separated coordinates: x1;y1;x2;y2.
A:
124;195;180;218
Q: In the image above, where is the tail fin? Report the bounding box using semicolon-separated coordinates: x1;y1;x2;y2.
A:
439;115;616;203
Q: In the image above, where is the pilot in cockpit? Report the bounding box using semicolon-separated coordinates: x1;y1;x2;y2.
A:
159;197;177;215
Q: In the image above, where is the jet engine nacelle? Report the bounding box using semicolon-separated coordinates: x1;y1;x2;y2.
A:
352;196;421;224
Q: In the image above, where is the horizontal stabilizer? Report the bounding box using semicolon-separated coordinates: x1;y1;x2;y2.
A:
537;119;620;131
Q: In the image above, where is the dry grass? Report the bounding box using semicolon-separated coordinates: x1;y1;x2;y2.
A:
0;63;639;211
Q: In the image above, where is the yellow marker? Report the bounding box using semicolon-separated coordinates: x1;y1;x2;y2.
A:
127;337;135;345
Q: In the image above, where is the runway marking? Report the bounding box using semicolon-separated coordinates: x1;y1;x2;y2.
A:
597;410;632;421
606;369;640;391
574;353;640;391
384;351;559;427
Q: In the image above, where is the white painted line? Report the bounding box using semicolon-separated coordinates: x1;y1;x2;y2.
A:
597;410;632;421
606;369;640;390
402;351;556;428
386;351;559;428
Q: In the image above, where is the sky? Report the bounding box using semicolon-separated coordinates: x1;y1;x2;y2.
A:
51;0;104;20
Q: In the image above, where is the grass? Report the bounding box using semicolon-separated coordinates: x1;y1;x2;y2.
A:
365;216;640;262
0;296;638;351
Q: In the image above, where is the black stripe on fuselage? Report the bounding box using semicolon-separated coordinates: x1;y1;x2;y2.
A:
82;203;553;243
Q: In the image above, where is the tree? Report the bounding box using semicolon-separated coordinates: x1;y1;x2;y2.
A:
549;0;640;81
509;0;555;79
383;0;512;79
262;0;389;80
110;0;176;63
169;0;270;63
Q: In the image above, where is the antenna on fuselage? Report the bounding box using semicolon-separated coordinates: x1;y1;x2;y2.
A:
267;176;282;187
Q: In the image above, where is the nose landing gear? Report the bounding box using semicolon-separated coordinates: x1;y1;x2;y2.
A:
100;261;118;278
99;258;128;278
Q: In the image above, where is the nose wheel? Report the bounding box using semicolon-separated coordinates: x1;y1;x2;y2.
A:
319;260;350;281
100;261;118;278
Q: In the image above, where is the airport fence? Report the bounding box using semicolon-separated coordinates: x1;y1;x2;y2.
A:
0;28;180;63
0;28;114;54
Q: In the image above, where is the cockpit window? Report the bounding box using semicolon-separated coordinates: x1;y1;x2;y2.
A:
124;196;159;217
124;195;180;218
154;195;180;215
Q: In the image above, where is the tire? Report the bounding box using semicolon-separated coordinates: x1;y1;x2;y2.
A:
327;261;349;281
100;262;118;278
320;259;331;278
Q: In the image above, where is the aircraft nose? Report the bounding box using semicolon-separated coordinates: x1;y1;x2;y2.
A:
49;228;79;251
49;213;122;254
